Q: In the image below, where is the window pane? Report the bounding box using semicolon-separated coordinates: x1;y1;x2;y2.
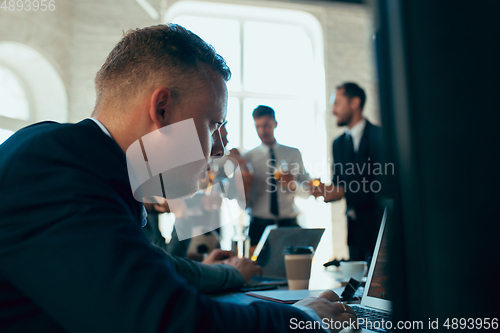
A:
242;98;316;161
225;97;240;150
0;128;15;145
170;16;241;91
243;21;314;95
0;67;30;120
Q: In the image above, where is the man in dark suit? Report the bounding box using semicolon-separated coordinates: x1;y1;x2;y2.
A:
312;82;384;262
0;24;355;332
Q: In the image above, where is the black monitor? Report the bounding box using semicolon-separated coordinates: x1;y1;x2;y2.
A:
374;0;500;323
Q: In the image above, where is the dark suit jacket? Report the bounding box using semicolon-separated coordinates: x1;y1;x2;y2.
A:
332;119;384;248
0;119;319;332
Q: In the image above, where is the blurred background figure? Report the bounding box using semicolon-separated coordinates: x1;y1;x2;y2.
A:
142;200;170;251
311;83;384;263
242;105;310;248
152;124;245;261
166;175;224;261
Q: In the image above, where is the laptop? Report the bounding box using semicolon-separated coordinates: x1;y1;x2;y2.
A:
243;226;325;290
348;208;392;333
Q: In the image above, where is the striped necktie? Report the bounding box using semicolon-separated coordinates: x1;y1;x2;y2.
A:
269;147;279;216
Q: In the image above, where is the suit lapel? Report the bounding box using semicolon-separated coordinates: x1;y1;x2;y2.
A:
344;134;354;162
356;120;371;161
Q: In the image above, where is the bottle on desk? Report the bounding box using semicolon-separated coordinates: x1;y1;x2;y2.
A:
231;226;250;258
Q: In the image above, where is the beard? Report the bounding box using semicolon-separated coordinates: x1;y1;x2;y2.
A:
337;119;348;127
337;111;353;127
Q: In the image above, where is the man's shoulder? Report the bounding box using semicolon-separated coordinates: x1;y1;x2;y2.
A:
243;146;262;159
8;121;69;142
365;120;382;143
276;144;302;157
366;119;382;132
3;119;104;148
333;132;347;145
1;121;69;158
0;119;121;174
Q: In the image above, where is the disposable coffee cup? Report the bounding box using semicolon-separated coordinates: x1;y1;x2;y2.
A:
283;246;314;290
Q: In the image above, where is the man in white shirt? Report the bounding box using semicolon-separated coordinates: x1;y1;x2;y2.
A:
244;105;310;246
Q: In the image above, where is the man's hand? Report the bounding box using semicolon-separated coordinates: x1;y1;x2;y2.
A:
143;197;171;213
295;290;357;333
223;256;262;282
310;183;345;202
278;172;295;184
153;198;170;213
278;172;296;191
229;148;242;159
241;168;254;188
202;249;234;265
310;181;326;198
203;249;262;282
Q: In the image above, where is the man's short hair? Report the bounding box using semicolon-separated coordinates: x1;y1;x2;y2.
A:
252;105;276;121
336;82;366;110
94;24;231;111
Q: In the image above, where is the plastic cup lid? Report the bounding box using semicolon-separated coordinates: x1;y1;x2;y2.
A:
283;246;314;255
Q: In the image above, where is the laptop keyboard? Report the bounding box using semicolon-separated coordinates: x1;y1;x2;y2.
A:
351;305;391;332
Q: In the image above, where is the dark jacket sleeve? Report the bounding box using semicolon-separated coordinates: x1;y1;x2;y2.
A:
152;244;246;293
0;122;321;333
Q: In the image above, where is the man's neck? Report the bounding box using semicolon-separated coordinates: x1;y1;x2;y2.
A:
347;114;364;129
95;114;147;154
264;139;276;147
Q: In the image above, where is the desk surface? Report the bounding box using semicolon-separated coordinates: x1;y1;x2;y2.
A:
210;260;347;305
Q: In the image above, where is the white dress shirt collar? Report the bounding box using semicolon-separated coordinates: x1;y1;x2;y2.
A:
257;141;279;153
88;117;112;138
345;118;366;153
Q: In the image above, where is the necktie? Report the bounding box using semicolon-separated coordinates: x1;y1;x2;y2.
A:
269;148;279;216
346;133;355;162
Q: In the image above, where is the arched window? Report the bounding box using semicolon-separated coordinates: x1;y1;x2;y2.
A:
0;66;30;121
165;2;332;254
0;66;30;143
166;2;327;169
0;42;67;145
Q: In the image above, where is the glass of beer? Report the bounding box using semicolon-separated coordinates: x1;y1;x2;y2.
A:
205;162;219;195
309;177;323;200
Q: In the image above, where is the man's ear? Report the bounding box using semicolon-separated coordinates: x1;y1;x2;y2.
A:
274;120;278;129
149;87;172;128
350;96;361;111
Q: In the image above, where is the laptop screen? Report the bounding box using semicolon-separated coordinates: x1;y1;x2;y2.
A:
366;227;390;301
360;208;392;312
